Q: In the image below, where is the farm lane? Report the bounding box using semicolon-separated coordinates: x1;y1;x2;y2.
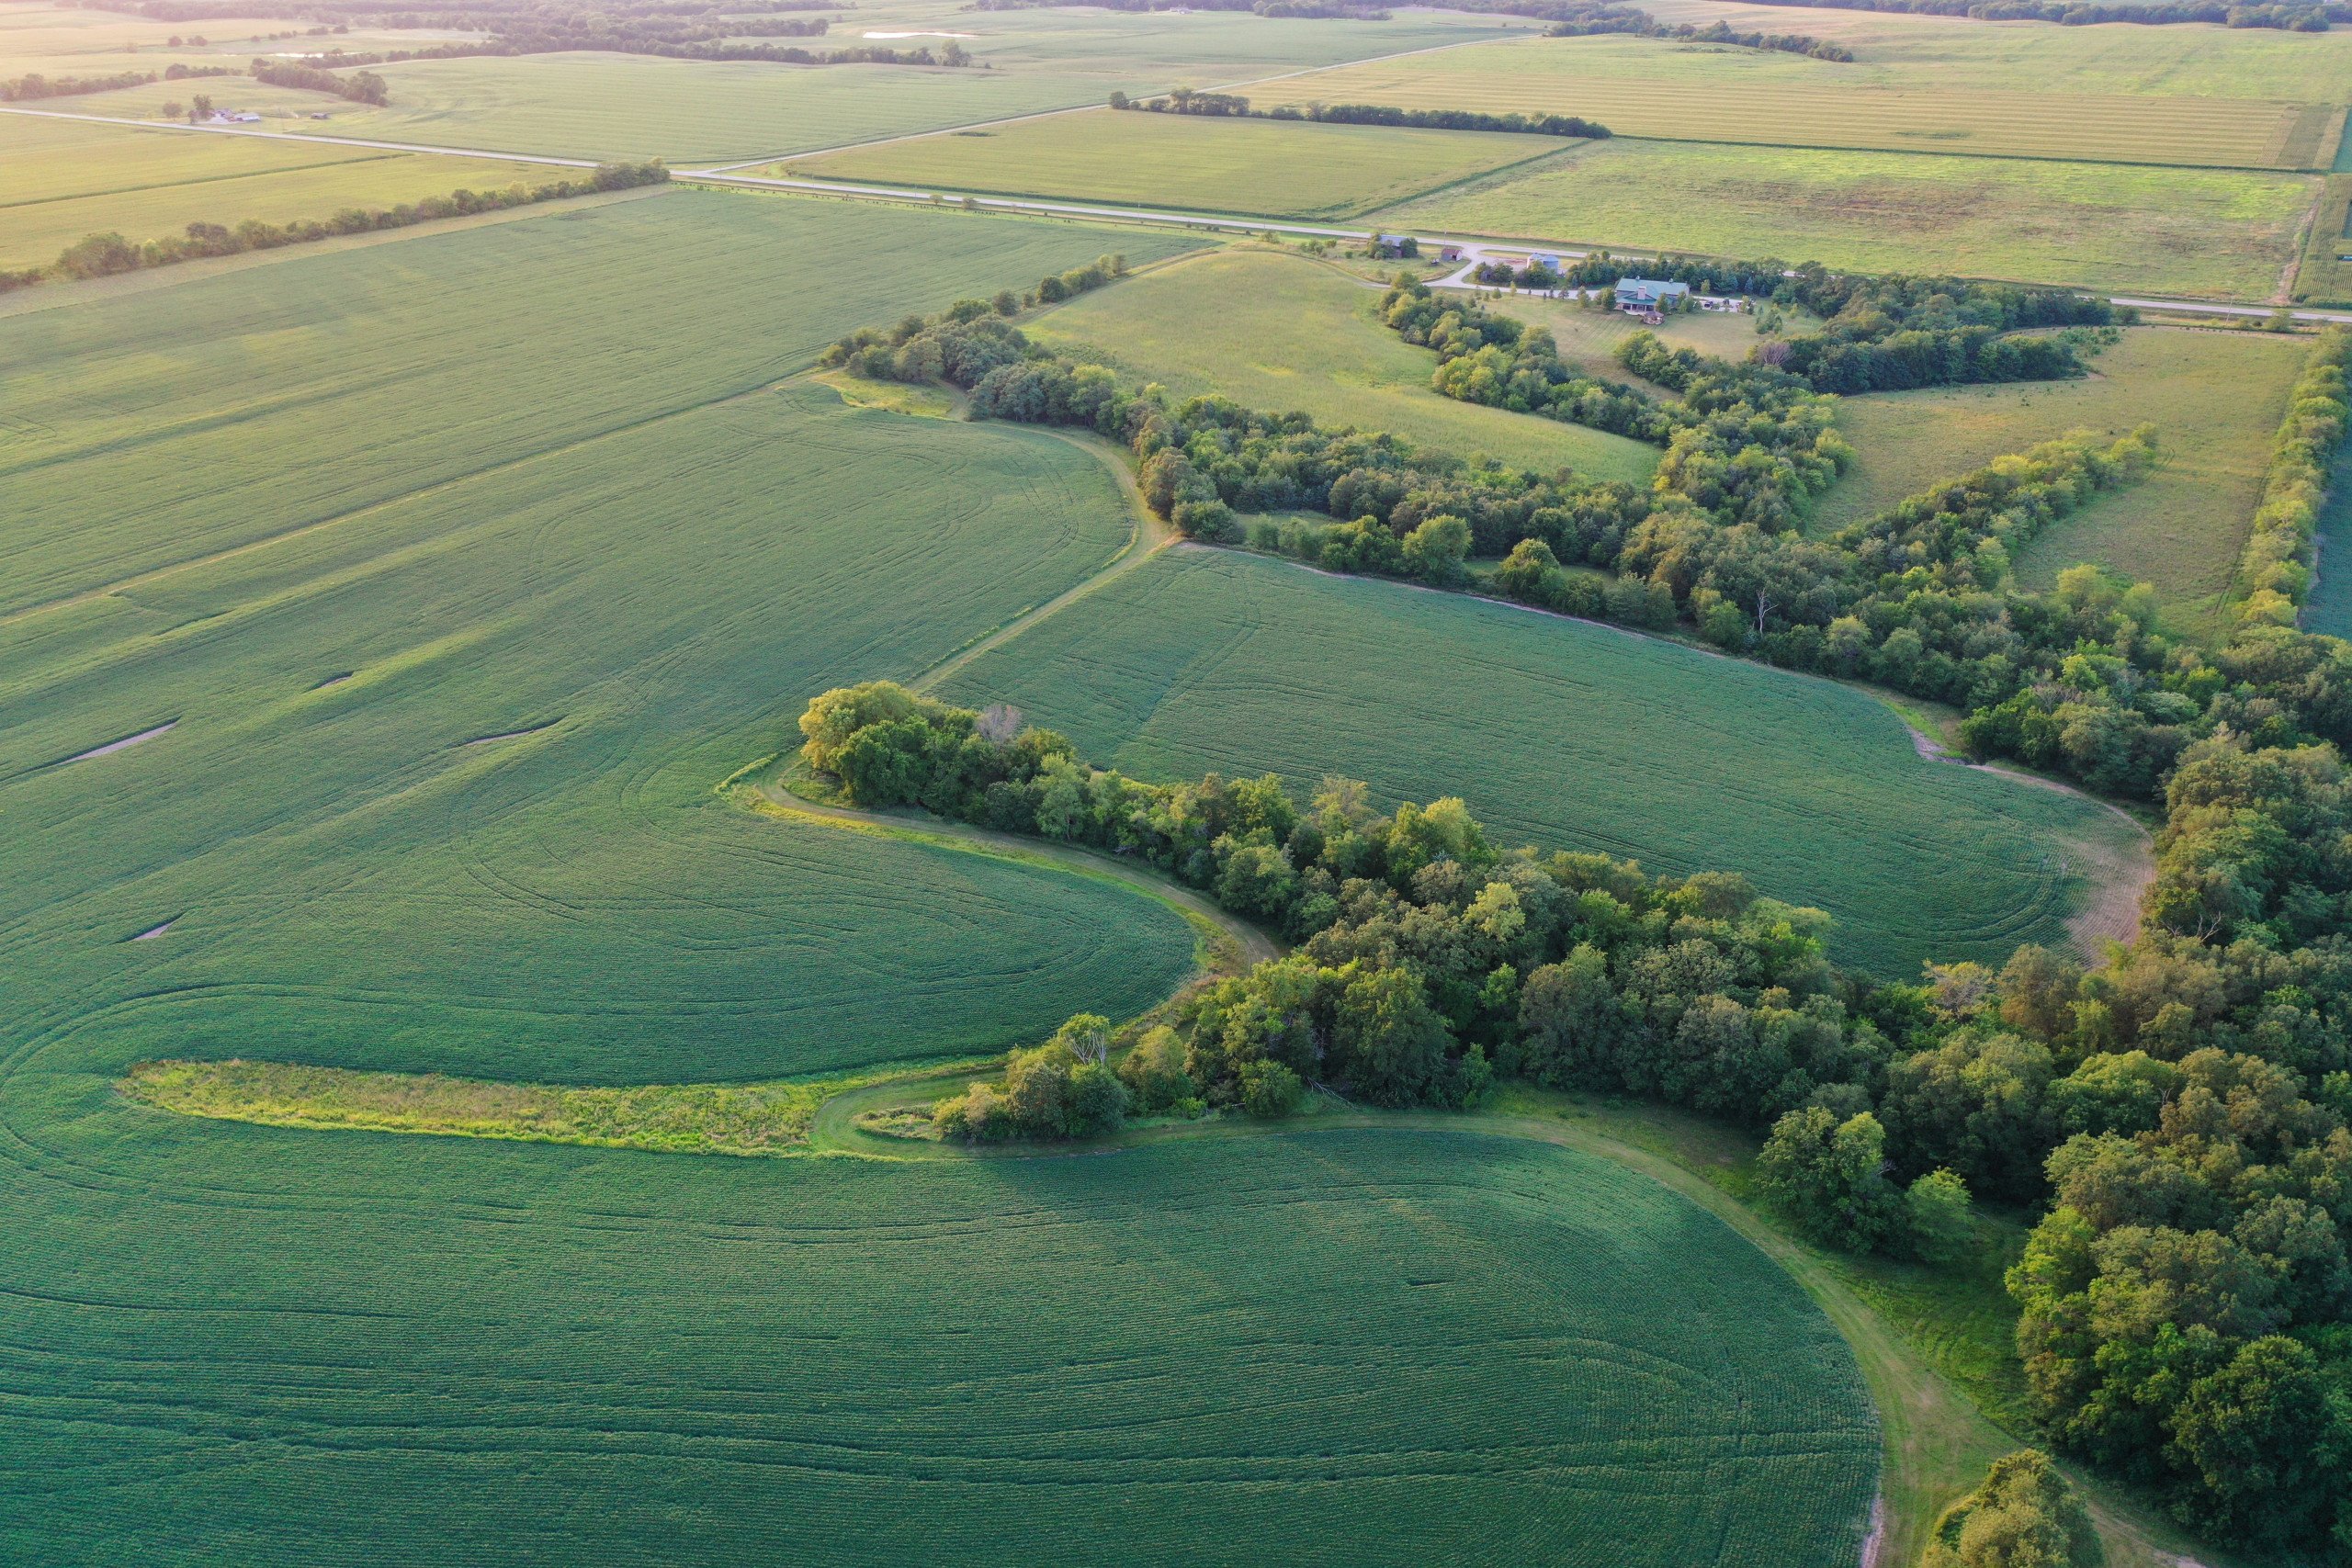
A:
9;102;2346;322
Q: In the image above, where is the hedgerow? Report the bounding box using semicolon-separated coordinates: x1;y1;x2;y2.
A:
0;161;670;294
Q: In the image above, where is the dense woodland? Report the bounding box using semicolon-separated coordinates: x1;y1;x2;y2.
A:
818;250;2352;1552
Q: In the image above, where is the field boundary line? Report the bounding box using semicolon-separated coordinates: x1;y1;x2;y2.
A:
695;32;1524;173
0;185;671;321
0;150;410;214
0;348;796;629
0;105;605;167
875;420;1180;697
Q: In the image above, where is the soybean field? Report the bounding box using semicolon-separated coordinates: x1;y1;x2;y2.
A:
1257;34;2329;171
782;108;1566;220
941;547;2149;976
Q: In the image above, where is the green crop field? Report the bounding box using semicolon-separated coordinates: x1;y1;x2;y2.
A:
0;181;1883;1564
1815;327;2310;639
1256;34;2324;170
0;186;1207;605
1030;246;1658;482
40;8;1525;164
0;1107;1877;1563
0;112;557;267
1375;138;2315;299
781;108;1565;221
817;0;1522;83
940;547;2147;976
0;1;485;76
1636;0;2352;105
0;191;1216;1083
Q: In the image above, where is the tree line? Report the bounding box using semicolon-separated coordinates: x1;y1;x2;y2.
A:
0;161;669;295
249;56;387;101
1110;87;1611;140
797;674;2352;1551
0;62;231;99
838;285;2352;815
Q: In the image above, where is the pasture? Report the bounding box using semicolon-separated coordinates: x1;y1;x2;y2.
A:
1375;139;2315;299
1814;328;2311;640
1029;246;1659;482
0;112;555;268
781;108;1564;221
941;547;2148;976
1490;288;1794;389
1256;34;2324;171
40;8;1525;165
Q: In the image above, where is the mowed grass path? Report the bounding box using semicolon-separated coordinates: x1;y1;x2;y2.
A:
1815;328;2312;641
1376;138;2315;299
1257;35;2321;170
0;113;558;267
943;547;2145;976
1030;247;1658;482
780;109;1563;220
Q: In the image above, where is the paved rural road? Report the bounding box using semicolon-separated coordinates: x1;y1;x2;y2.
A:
15;101;2349;327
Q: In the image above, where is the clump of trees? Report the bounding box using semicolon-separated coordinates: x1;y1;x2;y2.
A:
1757;1107;1975;1259
1925;1450;2102;1568
818;259;1127;384
935;1015;1132;1141
0;162;668;294
1388;278;1852;530
250;56;387;102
